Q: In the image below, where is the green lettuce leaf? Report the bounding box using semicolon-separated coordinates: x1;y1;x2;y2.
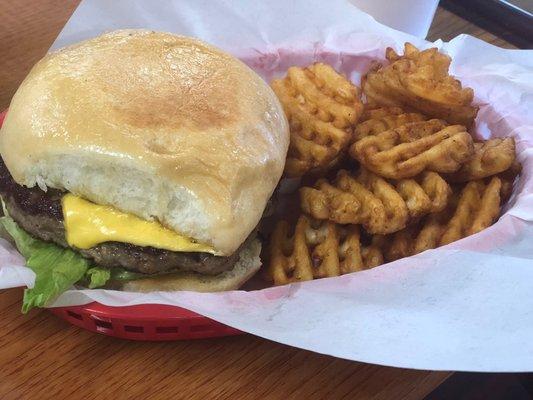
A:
0;202;149;311
0;214;92;312
86;267;111;289
85;267;144;287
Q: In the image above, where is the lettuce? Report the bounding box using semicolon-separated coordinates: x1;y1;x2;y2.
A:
86;267;111;289
0;214;92;312
0;204;146;312
85;266;144;287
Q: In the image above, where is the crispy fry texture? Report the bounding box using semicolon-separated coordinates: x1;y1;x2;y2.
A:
300;169;451;233
362;43;478;127
271;63;363;177
354;110;427;141
395;171;452;219
300;169;409;234
266;43;518;287
440;178;502;244
445;138;516;182
379;177;503;261
350;120;474;179
266;215;383;285
360;106;406;121
498;161;522;201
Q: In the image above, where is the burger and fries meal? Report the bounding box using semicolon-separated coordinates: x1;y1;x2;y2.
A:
0;31;520;310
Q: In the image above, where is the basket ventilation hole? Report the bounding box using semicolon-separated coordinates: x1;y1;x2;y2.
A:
156;326;179;334
93;319;112;330
67;311;82;320
124;325;144;333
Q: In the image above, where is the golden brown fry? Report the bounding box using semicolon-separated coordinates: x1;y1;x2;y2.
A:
354;111;427;141
395;171;451;218
362;43;478;127
445;138;516;182
271;63;363;177
350;119;474;179
264;49;519;287
440;178;502;244
360;106;405;121
266;215;383;286
379;177;503;262
300;168;451;234
498;161;522;201
300;169;409;234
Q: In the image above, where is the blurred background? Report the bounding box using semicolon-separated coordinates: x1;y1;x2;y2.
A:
351;0;531;48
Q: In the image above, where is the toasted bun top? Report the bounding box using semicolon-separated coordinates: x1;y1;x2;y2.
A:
0;30;289;255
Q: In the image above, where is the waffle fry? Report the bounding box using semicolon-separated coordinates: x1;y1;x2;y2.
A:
266;215;383;285
300;169;451;233
354;110;427;141
395;171;451;218
362;43;478;127
350;119;474;179
378;177;503;261
263;48;519;288
440;178;502;244
498;161;522;201
360;106;405;121
300;169;409;234
271;63;363;177
445;138;516;182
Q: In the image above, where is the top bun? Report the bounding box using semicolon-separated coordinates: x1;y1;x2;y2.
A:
0;30;289;255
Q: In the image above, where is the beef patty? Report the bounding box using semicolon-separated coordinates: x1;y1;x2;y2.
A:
0;159;247;275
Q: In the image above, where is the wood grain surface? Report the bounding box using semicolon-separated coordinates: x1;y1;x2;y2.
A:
0;287;449;400
0;2;514;399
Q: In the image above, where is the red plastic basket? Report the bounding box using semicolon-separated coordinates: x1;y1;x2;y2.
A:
1;109;243;340
49;303;242;340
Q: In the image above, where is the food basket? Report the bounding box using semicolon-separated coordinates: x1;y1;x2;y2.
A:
49;303;242;341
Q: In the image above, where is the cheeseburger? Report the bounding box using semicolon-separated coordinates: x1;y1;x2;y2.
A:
0;30;289;311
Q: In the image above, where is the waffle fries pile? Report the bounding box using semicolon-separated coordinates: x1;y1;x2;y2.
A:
265;216;383;284
363;43;478;127
266;43;520;286
271;63;364;177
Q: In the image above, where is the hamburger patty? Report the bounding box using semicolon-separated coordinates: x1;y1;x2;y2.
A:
0;159;245;275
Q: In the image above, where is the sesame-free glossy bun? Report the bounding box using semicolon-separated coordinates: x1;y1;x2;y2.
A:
0;30;289;255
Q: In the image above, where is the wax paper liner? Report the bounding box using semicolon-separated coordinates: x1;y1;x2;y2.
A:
1;0;533;371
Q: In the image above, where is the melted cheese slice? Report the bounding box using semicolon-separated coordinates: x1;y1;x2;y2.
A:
62;194;215;254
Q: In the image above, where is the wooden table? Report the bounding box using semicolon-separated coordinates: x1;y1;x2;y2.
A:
0;2;514;399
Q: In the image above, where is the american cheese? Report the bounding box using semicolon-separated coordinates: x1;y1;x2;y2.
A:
62;194;215;254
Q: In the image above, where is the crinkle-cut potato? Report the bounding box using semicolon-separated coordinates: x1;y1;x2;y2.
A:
350;119;474;179
300;168;450;233
394;171;452;219
300;169;409;234
445;138;516;182
264;43;520;288
271;63;363;177
265;215;383;286
354;109;427;141
498;160;522;202
374;176;503;261
360;106;406;121
362;42;478;127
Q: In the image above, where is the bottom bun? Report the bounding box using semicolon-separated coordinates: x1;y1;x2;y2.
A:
121;239;261;292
